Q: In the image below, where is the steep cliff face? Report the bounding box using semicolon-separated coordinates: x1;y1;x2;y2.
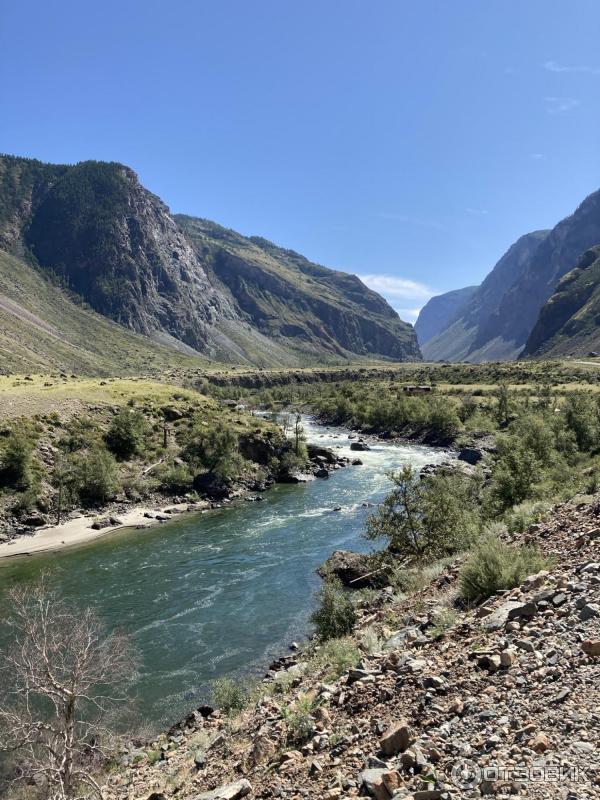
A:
492;190;600;353
0;155;421;365
414;286;477;346
422;231;549;362
176;215;421;361
523;246;600;357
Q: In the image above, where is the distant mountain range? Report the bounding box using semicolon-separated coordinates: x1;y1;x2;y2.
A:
0;155;420;373
417;188;600;361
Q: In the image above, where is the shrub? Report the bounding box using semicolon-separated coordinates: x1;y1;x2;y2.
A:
72;448;120;505
486;436;540;512
212;677;248;715
314;637;360;678
282;694;316;743
105;409;149;460
157;463;193;494
311;578;356;641
365;465;479;561
459;535;552;601
505;500;550;533
0;430;37;490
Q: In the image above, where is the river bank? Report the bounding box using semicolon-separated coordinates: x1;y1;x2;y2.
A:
0;499;207;559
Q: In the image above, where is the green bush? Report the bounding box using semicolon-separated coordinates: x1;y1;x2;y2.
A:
314;637;360;678
105;409;149;460
72;448;120;505
0;430;37;490
459;535;552;601
311;578;356;641
505;500;550;533
365;465;479;561
182;424;244;482
157;463;193;494
282;694;316;743
212;677;248;715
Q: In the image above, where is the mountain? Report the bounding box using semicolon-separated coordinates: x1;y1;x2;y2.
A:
414;286;477;346
522;246;600;358
422;230;549;361
488;189;600;355
176;215;421;362
0;248;210;375
0;155;420;366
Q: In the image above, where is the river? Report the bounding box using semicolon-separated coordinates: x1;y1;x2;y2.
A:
0;418;445;729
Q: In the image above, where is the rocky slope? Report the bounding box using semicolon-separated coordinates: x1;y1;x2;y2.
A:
176;216;421;362
414;286;477;347
0;155;420;366
103;499;600;800
422;231;549;362
523;246;600;358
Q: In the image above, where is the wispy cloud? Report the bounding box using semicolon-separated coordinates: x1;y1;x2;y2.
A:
531;152;544;160
356;273;437;323
543;60;600;75
357;274;433;301
544;96;580;115
376;212;446;232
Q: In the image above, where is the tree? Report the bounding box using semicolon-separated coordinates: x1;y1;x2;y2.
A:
183;424;243;482
365;465;478;561
104;409;149;460
0;581;136;799
495;383;512;427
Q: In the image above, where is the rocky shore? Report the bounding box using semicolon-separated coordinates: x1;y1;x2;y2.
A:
101;496;600;800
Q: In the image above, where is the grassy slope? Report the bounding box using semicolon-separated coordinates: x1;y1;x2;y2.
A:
0;249;214;376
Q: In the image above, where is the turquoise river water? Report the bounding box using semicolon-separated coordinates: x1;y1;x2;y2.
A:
0;418;445;729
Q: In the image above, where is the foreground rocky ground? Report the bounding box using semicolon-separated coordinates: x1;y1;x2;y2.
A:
105;499;600;800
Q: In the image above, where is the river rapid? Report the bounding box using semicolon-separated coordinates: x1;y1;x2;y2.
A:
0;417;446;729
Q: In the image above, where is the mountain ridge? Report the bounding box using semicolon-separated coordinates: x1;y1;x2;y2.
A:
0;154;420;367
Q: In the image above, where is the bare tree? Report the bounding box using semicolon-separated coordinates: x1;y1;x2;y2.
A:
0;579;137;799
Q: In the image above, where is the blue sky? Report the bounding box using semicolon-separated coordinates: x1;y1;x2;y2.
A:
2;1;599;321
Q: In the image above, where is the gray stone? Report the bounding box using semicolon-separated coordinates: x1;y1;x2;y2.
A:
580;603;600;621
192;780;252;800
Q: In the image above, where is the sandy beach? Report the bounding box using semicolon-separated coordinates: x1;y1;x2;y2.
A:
0;502;206;560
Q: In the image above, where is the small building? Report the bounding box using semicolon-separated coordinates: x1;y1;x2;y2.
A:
401;385;433;394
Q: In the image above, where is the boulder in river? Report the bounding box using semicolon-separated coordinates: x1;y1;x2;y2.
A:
350;441;370;451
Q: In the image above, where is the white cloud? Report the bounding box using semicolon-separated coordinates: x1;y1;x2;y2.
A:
544;96;580;114
395;307;423;323
356;273;437;324
357;274;433;301
543;60;600;75
531;152;544;160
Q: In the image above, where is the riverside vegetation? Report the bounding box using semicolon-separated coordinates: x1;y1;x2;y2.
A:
1;364;600;798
